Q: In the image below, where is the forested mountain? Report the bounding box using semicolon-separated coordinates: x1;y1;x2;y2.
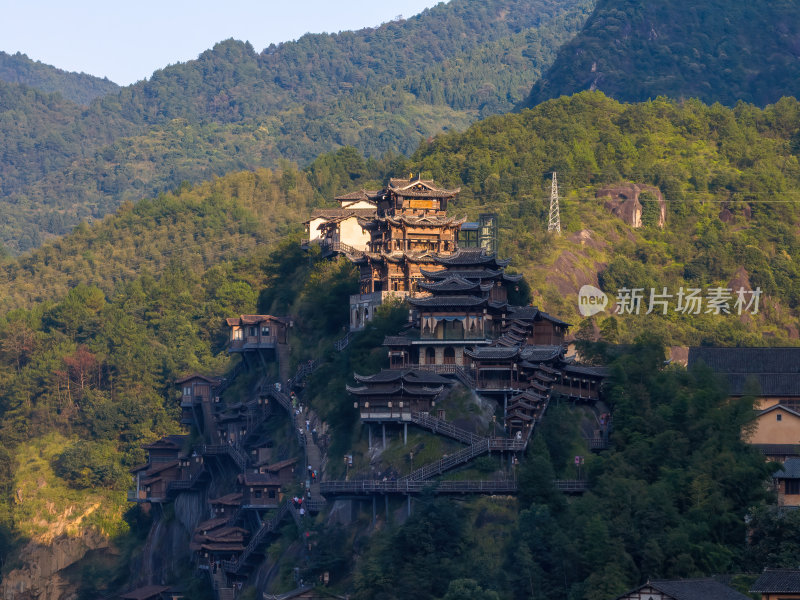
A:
2;92;800;598
0;51;119;105
525;0;800;108
0;0;593;253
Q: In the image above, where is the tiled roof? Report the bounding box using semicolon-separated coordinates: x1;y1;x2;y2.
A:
307;208;376;220
564;364;609;377
226;314;288;326
119;585;171;600
383;336;413;347
408;295;488;308
647;578;752;600
347;383;443;396
238;472;281;486
384;215;465;226
209;492;243;506
175;373;220;385
538;310;571;327
465;347;520;360
774;457;800;479
689;347;800;373
751;569;800;593
420;267;503;281
418;275;493;293
334;189;378;201
195;517;229;532
142;435;187;450
352;369;450;385
508;306;540;320
689;347;800;395
261;457;298;472
434;248;511;268
758;404;800;419
519;346;563;362
752;443;800;456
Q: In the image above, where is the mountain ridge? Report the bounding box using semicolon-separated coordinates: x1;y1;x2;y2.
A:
525;0;800;108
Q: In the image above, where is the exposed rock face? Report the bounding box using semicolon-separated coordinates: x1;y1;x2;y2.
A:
596;183;666;228
1;531;108;600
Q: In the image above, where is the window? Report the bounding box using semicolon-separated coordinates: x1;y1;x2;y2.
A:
249;326;257;337
268;490;276;498
233;328;243;340
254;490;262;499
778;413;783;421
183;386;192;396
261;326;270;336
444;347;455;365
786;479;800;495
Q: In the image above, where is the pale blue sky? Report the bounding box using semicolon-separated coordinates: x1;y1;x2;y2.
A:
1;0;444;86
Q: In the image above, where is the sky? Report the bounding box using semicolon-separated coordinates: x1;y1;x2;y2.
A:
1;0;444;86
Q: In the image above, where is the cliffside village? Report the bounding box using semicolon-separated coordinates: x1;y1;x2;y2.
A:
122;177;800;600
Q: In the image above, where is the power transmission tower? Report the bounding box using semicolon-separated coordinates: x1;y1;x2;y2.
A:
548;172;561;234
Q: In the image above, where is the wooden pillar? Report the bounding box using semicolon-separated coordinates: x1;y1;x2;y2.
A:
385;495;389;522
368;425;372;451
372;495;376;526
382;424;386;449
403;423;407;446
407;495;411;517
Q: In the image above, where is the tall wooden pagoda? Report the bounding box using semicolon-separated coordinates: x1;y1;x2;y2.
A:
351;176;465;294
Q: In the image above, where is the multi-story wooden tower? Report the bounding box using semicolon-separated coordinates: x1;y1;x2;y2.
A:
352;176;465;294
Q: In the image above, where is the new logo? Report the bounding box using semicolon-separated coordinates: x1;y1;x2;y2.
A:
578;285;609;317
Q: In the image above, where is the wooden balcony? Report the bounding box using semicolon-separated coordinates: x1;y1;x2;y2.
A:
227;335;278;352
551;383;600;401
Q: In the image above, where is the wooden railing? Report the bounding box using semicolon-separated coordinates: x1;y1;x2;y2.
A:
407;364;477;388
585;437;608;450
213;361;244;398
321;240;364;257
410;412;482;445
334;331;352;351
320;479;518;495
401;437;525;482
198;444;248;471
222;500;291;573
167;465;207;493
288;359;319;389
553;479;589;492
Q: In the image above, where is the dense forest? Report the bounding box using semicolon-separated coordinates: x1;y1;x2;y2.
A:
525;0;800;107
0;52;119;105
1;90;800;596
0;0;593;253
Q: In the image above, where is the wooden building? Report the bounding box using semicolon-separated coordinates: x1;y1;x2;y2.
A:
226;315;290;352
253;457;298;481
383;248;568;370
615;578;751;600
751;569;800;600
772;458;800;507
238;472;284;508
304;190;376;253
129;435;205;503
176;373;220;431
209;492;243;517
346;176;465;330
347;369;451;423
191;517;247;567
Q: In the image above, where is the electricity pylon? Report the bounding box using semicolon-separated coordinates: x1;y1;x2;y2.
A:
548;172;561;234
